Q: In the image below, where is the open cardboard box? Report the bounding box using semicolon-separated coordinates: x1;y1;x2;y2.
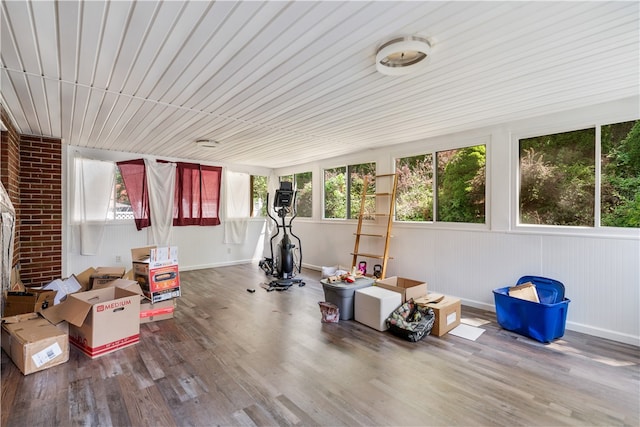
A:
417;293;462;337
1;312;69;375
375;276;428;303
3;289;57;317
89;267;126;289
41;280;143;359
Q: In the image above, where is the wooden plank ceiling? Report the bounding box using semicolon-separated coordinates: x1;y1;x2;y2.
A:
1;1;638;168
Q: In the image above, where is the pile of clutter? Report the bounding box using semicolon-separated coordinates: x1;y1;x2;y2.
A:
1;246;180;375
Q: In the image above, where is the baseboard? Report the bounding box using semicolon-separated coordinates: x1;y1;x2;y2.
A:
459;297;639;347
179;259;256;271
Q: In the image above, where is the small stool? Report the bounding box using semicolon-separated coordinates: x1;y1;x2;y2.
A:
354;286;402;331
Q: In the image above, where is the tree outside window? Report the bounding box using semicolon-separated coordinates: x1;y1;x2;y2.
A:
519;128;596;226
251;175;267;217
395;145;485;224
279;172;312;217
395;154;433;221
437;145;486;223
601;120;640;228
519;120;639;228
324;163;375;219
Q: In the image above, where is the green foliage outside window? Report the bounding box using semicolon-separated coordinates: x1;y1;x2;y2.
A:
395;154;433;221
601;120;640;227
349;163;376;219
520;128;595;226
324;163;375;219
436;145;486;223
251;175;268;217
324;167;346;218
295;172;312;217
279;172;312;217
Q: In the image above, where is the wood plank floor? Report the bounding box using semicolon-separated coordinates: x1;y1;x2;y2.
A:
2;264;639;427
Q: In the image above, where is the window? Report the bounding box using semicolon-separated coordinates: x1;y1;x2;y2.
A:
601;120;640;228
116;159;222;229
323;163;375;219
519;120;639;228
113;167;133;220
395;144;486;224
437;145;486;223
279;172;312;217
395;154;433;221
251;175;267;217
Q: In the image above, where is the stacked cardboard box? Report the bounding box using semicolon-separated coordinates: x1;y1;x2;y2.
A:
131;246;181;303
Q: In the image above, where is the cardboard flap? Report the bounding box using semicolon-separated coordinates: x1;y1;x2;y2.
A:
93;279;144;295
131;246;155;262
74;268;96;291
42;295;93;327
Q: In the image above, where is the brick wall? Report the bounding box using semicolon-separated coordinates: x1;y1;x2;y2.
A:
18;135;63;286
1;105;63;287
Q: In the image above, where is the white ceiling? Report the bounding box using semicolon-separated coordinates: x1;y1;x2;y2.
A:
1;1;638;168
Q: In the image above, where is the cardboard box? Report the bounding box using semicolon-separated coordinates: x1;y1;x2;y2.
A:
140;298;176;324
421;293;461;337
41;285;142;359
375;276;427;303
3;289;57;317
131;246;180;303
508;282;540;303
89;267;125;289
1;313;69;375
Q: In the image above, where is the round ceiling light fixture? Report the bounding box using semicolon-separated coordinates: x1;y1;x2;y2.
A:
376;36;432;76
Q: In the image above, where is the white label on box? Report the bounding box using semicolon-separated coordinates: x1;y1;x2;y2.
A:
446;311;457;326
32;342;63;367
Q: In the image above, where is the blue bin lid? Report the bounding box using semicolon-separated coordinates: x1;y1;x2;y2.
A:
517;276;565;304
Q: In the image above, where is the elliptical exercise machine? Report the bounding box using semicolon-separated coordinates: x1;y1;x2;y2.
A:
259;181;305;291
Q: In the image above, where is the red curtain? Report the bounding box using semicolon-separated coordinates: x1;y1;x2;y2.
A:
174;163;222;226
118;159;221;229
116;159;150;230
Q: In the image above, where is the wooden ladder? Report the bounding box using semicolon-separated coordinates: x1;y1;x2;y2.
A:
351;173;398;279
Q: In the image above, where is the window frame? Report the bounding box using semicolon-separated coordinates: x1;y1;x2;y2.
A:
511;121;640;237
279;171;313;219
322;162;376;220
392;137;490;229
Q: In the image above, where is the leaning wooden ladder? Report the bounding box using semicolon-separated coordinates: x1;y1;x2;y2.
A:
351;173;398;279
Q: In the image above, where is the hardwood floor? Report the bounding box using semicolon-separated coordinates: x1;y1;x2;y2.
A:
2;264;639;427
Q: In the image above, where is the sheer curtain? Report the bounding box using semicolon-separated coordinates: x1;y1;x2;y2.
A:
73;156;115;255
223;170;250;244
144;159;176;246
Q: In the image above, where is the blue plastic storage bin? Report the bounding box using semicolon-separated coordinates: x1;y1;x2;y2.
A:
493;276;570;343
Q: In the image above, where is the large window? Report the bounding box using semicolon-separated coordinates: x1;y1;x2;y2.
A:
279;172;312;217
323;163;375;219
519;120;639;228
395;144;486;224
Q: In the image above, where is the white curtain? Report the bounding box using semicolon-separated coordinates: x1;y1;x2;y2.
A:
223;170;250;244
1;181;16;299
73;157;115;255
144;159;176;246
